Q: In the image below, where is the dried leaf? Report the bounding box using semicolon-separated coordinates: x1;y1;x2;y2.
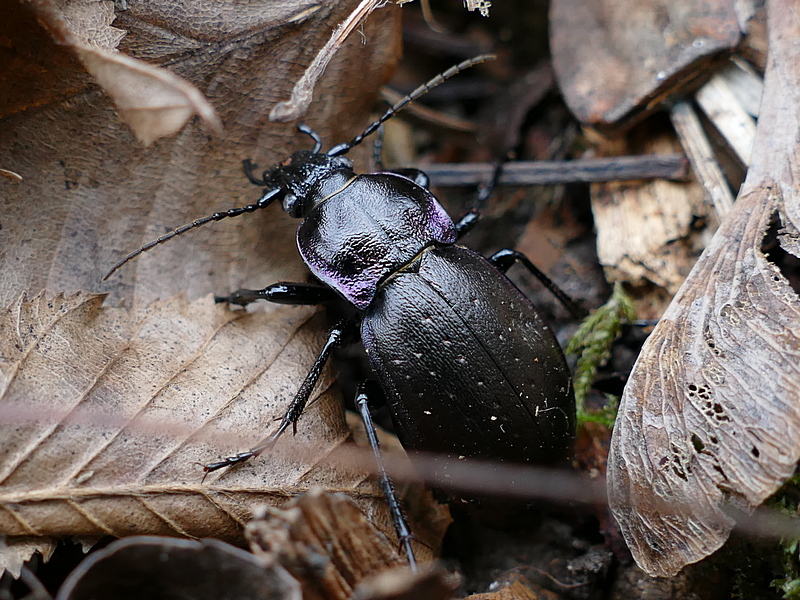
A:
0;292;399;577
550;0;740;132
56;536;301;600
31;0;221;144
608;0;800;577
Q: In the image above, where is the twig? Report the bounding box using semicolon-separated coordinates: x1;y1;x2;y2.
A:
421;154;689;186
270;0;388;122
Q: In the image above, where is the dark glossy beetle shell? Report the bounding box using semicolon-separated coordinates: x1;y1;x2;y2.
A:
360;245;574;477
298;173;456;309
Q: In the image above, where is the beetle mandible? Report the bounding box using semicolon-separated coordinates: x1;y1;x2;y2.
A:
104;56;579;567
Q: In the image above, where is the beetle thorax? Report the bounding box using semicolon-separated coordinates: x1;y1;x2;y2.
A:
297;173;458;310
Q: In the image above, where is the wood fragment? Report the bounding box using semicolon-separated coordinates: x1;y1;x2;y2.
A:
591;128;708;299
246;488;408;600
726;58;764;117
670;100;735;217
695;71;757;164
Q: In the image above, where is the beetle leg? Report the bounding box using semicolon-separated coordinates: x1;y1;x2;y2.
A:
215;281;338;307
388;168;430;189
452;160;507;238
203;319;353;476
453;208;481;238
355;381;418;571
489;249;587;319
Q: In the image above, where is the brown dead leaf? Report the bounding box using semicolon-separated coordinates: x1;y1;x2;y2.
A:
0;0;401;308
607;0;800;577
550;0;740;132
0;291;400;577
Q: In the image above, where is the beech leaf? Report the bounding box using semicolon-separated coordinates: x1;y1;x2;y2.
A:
0;291;405;577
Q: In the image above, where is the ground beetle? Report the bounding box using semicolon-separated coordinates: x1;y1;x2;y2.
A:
104;56;581;569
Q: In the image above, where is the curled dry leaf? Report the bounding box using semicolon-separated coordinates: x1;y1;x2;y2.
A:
0;291;407;577
31;0;221;145
550;0;740;132
608;0;800;577
56;536;300;600
1;0;401;308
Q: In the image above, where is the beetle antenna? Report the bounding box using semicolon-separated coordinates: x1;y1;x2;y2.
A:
103;187;284;280
298;124;323;154
327;54;495;157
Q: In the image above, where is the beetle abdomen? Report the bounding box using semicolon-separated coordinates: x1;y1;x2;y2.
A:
361;245;574;476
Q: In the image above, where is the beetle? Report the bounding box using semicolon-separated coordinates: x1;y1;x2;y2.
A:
104;56;581;568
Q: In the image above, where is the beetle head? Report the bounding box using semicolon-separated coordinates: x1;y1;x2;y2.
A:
268;151;354;218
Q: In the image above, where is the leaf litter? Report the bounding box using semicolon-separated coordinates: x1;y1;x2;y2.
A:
0;291;447;578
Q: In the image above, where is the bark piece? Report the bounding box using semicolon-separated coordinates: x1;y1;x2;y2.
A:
591;126;709;301
247;488;451;600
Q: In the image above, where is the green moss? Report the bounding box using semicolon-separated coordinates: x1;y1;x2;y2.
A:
565;281;635;425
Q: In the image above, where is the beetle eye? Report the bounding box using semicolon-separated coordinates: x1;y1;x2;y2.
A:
282;194;302;218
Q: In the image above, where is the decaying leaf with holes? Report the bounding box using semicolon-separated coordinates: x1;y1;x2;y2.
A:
0;292;447;578
607;0;800;577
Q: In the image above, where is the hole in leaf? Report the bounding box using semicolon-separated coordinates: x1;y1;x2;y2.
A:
761;209;800;295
